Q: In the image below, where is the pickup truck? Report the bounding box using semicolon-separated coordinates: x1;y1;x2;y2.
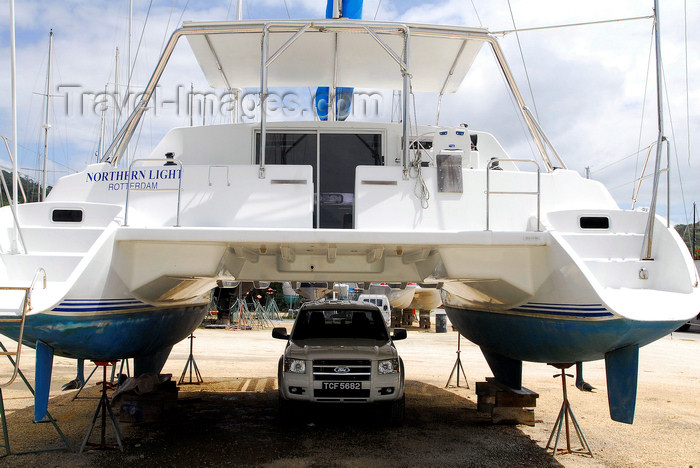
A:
272;300;407;424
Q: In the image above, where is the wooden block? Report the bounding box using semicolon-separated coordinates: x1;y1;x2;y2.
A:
495;390;538;408
477;397;495;414
475;381;498;396
492;407;535;426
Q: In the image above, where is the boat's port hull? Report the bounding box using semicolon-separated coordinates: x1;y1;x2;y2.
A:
0;302;207;361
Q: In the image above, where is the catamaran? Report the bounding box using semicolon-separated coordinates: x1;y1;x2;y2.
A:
0;0;696;424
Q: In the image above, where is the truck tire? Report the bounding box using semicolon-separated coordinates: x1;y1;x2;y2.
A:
278;395;296;423
388;395;405;426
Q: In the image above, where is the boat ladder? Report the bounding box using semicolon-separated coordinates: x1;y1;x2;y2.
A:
0;268;72;455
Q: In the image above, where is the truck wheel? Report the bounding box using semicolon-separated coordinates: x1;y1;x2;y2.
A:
278;395;295;423
388;395;405;426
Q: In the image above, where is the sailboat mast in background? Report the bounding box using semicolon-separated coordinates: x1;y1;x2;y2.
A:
41;30;54;202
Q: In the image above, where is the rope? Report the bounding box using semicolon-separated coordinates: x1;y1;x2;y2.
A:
407;82;429;209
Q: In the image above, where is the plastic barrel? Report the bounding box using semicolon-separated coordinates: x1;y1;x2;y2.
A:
435;311;447;333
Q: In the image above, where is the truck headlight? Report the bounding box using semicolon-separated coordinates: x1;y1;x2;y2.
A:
284;358;306;374
378;359;399;374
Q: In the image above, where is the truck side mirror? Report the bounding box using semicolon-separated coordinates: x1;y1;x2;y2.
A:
392;328;407;341
272;327;289;340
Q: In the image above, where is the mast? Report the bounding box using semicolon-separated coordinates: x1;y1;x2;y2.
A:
113;47;120;143
126;0;132;166
641;0;665;260
237;0;242;20
9;0;18;252
693;202;697;260
98;84;108;161
41;30;54;202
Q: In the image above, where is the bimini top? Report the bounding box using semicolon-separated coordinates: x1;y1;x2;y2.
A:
184;19;488;93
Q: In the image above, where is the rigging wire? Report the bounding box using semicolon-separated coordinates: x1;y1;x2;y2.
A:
662;63;689;224
159;0;178;53
494;15;653;35
590;143;654;175
176;0;191;26
121;0;155;161
283;0;291;19
506;0;539;121
469;0;483;28
373;0;381;20
684;0;691;166
125;0;154;107
633;23;655;204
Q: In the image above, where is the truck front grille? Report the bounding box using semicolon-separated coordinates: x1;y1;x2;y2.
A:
312;359;371;381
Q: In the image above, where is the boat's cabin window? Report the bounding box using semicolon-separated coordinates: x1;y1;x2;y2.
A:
51;209;83;223
579;216;609;229
256;132;382;229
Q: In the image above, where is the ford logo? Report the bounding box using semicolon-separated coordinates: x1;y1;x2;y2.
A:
334;366;350;373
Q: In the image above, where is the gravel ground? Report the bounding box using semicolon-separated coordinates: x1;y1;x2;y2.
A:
0;322;697;467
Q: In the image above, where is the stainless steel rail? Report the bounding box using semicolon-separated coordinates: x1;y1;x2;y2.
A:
0;135;29;254
0;267;46;389
124;158;183;227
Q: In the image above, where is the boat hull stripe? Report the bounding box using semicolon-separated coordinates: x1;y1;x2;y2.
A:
511;307;613;318
518;303;609;311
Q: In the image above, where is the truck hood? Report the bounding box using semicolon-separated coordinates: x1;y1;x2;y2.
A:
287;339;397;360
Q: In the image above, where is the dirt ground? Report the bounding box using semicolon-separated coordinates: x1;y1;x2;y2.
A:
0;321;697;467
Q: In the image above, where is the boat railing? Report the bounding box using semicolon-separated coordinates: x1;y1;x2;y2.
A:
124;158;183;227
0;267;45;389
0;135;29;254
486;159;541;232
208;165;231;186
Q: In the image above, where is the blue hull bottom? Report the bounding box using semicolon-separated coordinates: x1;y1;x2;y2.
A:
445;306;685;363
0;304;208;361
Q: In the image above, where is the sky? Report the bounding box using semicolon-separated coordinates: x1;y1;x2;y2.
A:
0;0;697;225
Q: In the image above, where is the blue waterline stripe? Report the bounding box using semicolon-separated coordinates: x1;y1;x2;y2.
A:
520;304;607;312
52;305;155;313
58;301;147;307
526;302;604;307
511;307;613;318
62;299;141;304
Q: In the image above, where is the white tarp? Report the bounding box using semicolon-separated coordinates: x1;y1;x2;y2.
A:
184;20;486;93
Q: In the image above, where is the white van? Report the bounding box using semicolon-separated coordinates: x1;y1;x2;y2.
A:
358;294;391;327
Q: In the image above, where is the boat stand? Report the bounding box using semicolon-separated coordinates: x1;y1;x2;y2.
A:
546;364;593;457
178;333;203;385
79;362;123;452
111;358;130;385
71;365;100;401
0;342;73;456
445;334;469;389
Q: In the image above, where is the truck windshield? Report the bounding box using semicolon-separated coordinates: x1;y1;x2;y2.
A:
292;309;389;341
